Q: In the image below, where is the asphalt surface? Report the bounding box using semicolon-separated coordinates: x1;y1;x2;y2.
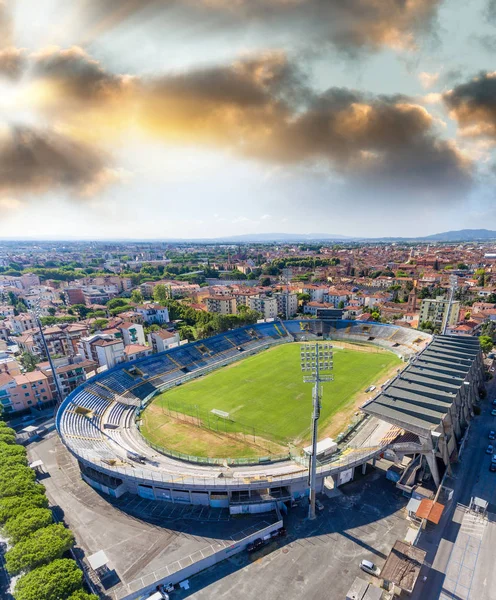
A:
412;380;496;600
172;468;410;600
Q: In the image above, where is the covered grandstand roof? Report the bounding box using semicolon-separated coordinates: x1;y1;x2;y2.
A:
362;335;481;436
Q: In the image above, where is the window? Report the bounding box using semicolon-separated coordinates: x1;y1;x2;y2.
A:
24;393;29;397
40;388;45;393
22;385;27;389
27;401;32;405
43;396;48;400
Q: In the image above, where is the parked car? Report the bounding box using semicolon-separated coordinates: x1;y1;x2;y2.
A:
489;431;496;440
247;538;264;553
360;559;380;576
486;444;493;454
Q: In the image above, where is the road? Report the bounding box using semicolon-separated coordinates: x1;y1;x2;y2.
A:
412;377;496;600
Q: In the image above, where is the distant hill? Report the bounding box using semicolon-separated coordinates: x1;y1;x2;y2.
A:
210;232;353;242
418;229;496;242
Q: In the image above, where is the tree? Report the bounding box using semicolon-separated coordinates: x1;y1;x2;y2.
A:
338;300;345;309
297;293;311;303
0;477;46;499
106;298;129;310
20;352;39;373
71;304;90;319
479;335;494;355
4;508;53;544
260;277;271;287
0;494;49;524
68;592;99;600
130;289;144;304
47;307;56;317
14;558;83;600
153;284;168;305
6;523;74;575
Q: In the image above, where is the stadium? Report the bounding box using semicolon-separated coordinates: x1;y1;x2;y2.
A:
55;319;483;514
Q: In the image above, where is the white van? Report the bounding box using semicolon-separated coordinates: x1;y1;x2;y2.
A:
147;592;169;600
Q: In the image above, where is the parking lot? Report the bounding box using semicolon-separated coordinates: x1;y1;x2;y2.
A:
173;468;411;600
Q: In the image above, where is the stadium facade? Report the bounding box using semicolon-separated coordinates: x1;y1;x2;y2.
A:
55;320;482;512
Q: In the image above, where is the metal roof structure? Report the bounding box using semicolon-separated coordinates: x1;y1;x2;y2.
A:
362;335;481;436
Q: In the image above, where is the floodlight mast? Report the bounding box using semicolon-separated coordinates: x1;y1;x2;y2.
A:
300;342;333;520
31;299;65;407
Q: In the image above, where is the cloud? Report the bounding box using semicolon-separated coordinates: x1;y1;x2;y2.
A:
418;71;439;89
31;46;126;106
0;1;12;50
0;124;114;197
0;48;25;79
79;0;441;54
21;48;473;204
444;72;496;138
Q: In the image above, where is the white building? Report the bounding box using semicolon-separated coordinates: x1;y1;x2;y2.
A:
118;322;146;346
136;304;170;324
247;296;278;319
148;330;180;353
419;296;460;328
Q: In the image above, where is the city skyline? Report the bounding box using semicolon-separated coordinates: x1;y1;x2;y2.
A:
1;0;496;239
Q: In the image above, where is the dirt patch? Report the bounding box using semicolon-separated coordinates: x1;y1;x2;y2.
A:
141;404;286;459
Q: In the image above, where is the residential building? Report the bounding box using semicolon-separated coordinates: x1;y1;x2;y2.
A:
93;339;126;369
148;329;180;353
124;344;152;362
136;304;170;324
11;314;37;334
118;322;146;346
37;358;97;398
205;296;237;315
419;296;461;328
273;292;298;317
0;371;53;413
247;296;278;319
0;305;15;318
65;287;85;305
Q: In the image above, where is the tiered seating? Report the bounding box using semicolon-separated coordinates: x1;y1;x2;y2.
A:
98;371;137;395
106;402;131;426
84;382;114;401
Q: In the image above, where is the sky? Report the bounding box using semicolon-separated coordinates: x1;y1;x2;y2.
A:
0;0;496;240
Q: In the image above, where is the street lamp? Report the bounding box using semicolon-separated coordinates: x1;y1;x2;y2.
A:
300;342;333;520
31;299;65;407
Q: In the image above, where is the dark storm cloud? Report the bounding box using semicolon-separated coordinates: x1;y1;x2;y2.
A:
78;0;441;54
32;46;124;102
0;125;113;196
444;72;496;137
28;48;473;202
0;47;24;79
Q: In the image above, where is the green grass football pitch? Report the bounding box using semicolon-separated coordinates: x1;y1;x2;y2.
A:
146;343;401;445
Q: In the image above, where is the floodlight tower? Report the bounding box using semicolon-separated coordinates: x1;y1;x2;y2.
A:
31;299;65;407
282;268;293;320
300;342;333;520
441;274;458;335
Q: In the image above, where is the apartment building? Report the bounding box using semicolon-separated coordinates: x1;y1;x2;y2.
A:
273;292;298;317
148;329;180;353
37;358;97;398
323;288;350;307
0;304;15;318
124;344;152;362
205;296;237;315
65;287;85;305
11;314;37;334
78;334;125;369
0;371;53;413
118;322;146;346
419;296;461;328
247;296;278;319
136;304;170;324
